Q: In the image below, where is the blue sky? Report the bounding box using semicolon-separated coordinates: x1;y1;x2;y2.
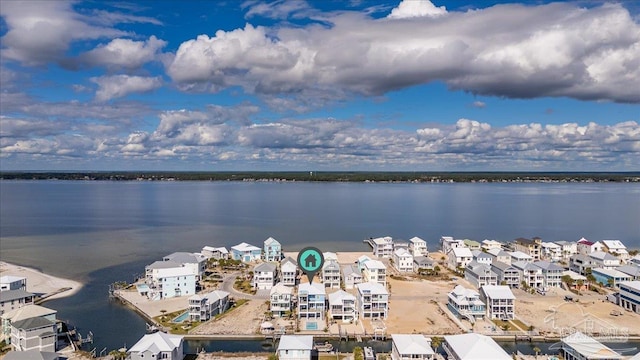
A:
1;0;638;171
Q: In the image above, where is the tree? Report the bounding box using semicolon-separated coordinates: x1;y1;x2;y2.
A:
431;336;444;351
434;265;441;274
109;349;127;360
533;346;541;359
268;354;278;360
561;275;573;286
607;278;615;288
353;346;364;360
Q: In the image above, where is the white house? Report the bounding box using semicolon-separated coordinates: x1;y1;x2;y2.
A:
554;241;578;261
490;261;520;288
471;250;493;265
409;237;428;257
231;242;262;262
362;260;387;286
512;261;544;289
464;262;498;289
128;332;183;360
10;317;57;352
277;335;313;360
541;242;562;262
391;334;435;360
163;252;207;280
480;285;515;320
441;236;465;255
448;247;473;270
508;251;533;263
481;240;503;252
413;256;435;273
0;276;27;292
0;290;35;316
188;290;229;322
357;255;372;272
533;261;564;289
263;237;283;262
589;251;621;269
270;283;293;317
630;255;640;267
371;236;394;258
619;281;640;313
447;285;485;320
560;332;622;360
577;238;603;255
601;240;629;262
443;333;511;360
393;248;414;273
356;282;388;319
321;259;341;289
253;263;277;290
201;246;228;260
1;305;57;345
328;290;357;322
297;282;326;320
342;265;363;289
569;254;594;275
487;249;511;265
147;266;196;300
280;257;298;286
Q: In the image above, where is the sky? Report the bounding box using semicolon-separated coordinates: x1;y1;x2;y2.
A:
1;0;639;171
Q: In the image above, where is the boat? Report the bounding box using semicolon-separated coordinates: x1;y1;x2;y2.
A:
314;341;333;352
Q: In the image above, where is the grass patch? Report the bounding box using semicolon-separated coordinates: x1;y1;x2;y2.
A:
319;354;348;360
510;319;528;330
234;279;256;295
492;319;520;332
152;309;200;334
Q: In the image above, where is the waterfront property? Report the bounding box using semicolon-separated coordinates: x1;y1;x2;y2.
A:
328;290;357;322
447;247;473;271
441;236;466;256
481;240;503;252
1;305;57;345
0;290;35;316
618;281;640;313
490;261;520;288
480;285;515;320
0;276;27;292
356;281;388;319
513;237;542;261
447;285;485;320
10;317;57;352
560;331;622;360
362;260;387;286
188;290;230;322
391;334;435;360
443;333;511;360
413;256;435;274
263;237;283;262
464;262;497;289
554;240;578;261
252;262;277;290
569;254;593;275
509;251;533;263
201;246;229;260
471;250;493;265
371;236;394;258
277;335;313;360
463;239;481;251
321;259;341;289
487;249;512;265
128;332;184;360
163;252;207;280
408;237;428;257
280;257;298;287
146;266;196;300
270;283;293;317
2;349;58;360
541;241;562;262
512;261;544;289
591;268;631;288
588;251;621;270
357;255;372;272
533;261;564;288
577;238;604;255
601;240;629;262
230;242;262;262
342;265;363;289
297;282;326;320
393;248;414;273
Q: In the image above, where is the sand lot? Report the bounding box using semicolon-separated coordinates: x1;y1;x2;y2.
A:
190;300;269;335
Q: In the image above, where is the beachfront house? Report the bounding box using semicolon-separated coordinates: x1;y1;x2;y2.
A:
393;248;414;273
465;262;498;289
0;276;27;292
513;237;542;261
270;283;293;317
128;332;184;360
591;268;631;288
616;265;640;280
357;255;372;272
252;262;277;290
342;265;363;289
413;256;435;274
490;261;520;288
577;238;604;255
562;270;589;291
447;247;473;271
512;261;544;289
356;282;388;319
0;290;35;316
371;236;394;258
443;333;511;360
163;252;207;280
10;317;57;352
362;260;387;286
147;266;196;300
277;335;313;360
188;290;230;322
487;249;512;265
481;240;503;252
230;242;262;262
447;285;486;320
554;241;578;261
391;334;435;360
441;236;466;255
509;251;533;263
589;251;621;269
263;237;283;262
471;250;493;265
280;257;298;286
560;332;622;360
201;246;229;260
619;281;640;313
297;282;326;320
321;259;341;289
409;237;428;257
569;254;594;275
1;305;57;345
534;261;564;288
480;285;515;320
463;239;481;251
328;290;357;322
541;242;562;262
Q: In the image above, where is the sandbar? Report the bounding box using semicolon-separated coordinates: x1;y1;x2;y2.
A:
0;261;83;301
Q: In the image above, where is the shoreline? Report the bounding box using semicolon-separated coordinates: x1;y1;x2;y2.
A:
0;261;83;302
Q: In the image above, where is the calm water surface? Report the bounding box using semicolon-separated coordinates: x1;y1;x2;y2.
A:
1;181;639;351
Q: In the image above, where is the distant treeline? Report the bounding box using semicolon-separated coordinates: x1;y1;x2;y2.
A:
1;171;639;182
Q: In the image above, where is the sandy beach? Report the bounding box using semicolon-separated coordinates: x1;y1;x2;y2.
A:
0;261;83;301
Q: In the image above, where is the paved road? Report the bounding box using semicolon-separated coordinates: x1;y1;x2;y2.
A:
220;272;269;300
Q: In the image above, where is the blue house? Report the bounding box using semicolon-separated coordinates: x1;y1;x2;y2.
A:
263;237;283;262
231;242;262;262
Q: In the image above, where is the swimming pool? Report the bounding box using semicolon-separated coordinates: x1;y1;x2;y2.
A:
305;322;318;330
172;311;189;323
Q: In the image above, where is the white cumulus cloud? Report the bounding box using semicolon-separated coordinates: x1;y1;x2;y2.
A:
91;75;163;102
387;0;447;19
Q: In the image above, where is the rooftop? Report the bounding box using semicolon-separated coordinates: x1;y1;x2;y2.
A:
0;289;34;302
357;281;388;295
391;334;434;355
444;333;511;360
481;285;515;300
264;237;280;245
254;262;277;273
231;242;261;252
163;252;206;264
277;335;313;351
129;332;183;353
329;290;356;304
2;350;58;360
298;282;326;295
619;281;640;291
1;304;56;321
561;332;622;359
12;316;55;330
0;275;26;283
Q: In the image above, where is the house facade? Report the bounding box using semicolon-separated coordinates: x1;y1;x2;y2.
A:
1;305;57;345
448;247;473;271
297;282;326;320
147;266;196;300
491;261;520;288
481;240;503;251
619;281;640;314
513;237;542;261
0;290;35;316
480;285;515;320
464;262;498;289
270;283;293;317
393;248;414;273
277;335;313;360
280;257;298;286
328;290;357;322
487;249;512;265
163;252;207;280
10;317;56;352
541;242;562;262
409;237;428;257
128;332;184;360
447;285;485;320
591;268;631;288
512;261;544;289
441;236;466;255
362;260;387;286
263;237;283;262
201;246;228;260
356;282;388;319
322;259;341;289
534;261;564;288
371;236;394;258
576;238;604;255
342;265;363;289
554;241;578;261
391;334;435;360
0;276;27;292
188;290;229;322
413;256;435;273
589;251;621;270
230;242;262;262
252;263;277;290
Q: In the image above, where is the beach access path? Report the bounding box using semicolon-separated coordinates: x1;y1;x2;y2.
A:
0;261;82;301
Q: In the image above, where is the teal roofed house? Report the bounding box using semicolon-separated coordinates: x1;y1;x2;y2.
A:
263;237;283;262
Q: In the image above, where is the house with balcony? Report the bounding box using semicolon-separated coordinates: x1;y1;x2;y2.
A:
270;283;293;317
619;281;640;314
560;332;622;360
146;266;196;300
1;305;57;346
601;240;629;262
491;261;521;288
481;240;503;252
280;257;298;286
231;242;262;262
471;250;493;265
371;236;394;258
9;317;57;352
447;285;485;320
534;261;564;288
188;290;229;322
480;285;515;320
569;254;594;275
263;237;283;262
393;248;414;273
513;237;542;261
1;290;35;316
201;246;228;260
362;260;387;286
322;259;341;289
512;261;544;289
357;255;372;272
441;236;466;255
541;242;562;262
409;237;428;257
163;252;207;280
277;335;313;360
297;282;326;320
128;332;183;360
447;247;473;271
591;268;631;288
487;249;512;265
443;333;511;360
589;251;621;270
0;276;27;292
342;265;363;289
464;262;498;289
509;251;533;263
391;334;435;360
356;282;388;319
554;241;578;261
413;256;435;273
328;290;357;322
577;238;603;255
253;262;277;290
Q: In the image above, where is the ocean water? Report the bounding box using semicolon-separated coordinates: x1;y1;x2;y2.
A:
1;180;639;351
